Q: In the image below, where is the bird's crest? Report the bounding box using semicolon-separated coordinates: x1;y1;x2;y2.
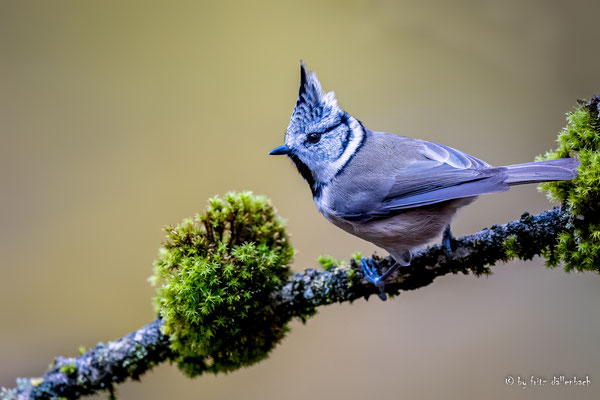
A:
292;62;339;124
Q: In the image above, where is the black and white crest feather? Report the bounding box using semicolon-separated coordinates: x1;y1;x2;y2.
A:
280;62;367;196
292;62;339;125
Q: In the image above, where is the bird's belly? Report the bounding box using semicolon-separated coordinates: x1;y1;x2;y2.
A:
320;197;476;251
357;208;450;247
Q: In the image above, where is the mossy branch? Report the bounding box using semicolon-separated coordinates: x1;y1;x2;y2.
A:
2;319;172;400
3;96;599;400
273;207;571;315
1;207;572;400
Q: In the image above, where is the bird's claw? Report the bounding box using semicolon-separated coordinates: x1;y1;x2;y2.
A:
360;258;388;301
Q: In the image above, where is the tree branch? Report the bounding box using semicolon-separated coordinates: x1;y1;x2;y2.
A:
273;207;568;315
3;207;569;399
4;319;172;400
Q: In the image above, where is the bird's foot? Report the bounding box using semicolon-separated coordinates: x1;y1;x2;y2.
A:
360;258;400;301
442;225;456;256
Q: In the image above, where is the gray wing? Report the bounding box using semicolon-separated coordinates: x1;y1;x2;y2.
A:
339;140;509;221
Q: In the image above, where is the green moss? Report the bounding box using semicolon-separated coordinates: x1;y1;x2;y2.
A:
317;255;343;271
503;235;519;259
59;362;77;376
151;192;299;376
317;254;361;290
537;96;600;272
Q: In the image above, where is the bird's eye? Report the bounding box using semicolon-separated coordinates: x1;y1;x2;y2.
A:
307;132;321;143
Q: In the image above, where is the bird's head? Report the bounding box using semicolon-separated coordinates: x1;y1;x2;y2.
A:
270;62;365;196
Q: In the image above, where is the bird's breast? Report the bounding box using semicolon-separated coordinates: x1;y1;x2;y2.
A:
314;185;361;235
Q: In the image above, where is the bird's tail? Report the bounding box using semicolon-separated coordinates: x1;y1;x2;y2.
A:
502;158;580;185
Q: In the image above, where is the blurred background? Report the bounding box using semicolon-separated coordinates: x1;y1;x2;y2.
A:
1;0;599;399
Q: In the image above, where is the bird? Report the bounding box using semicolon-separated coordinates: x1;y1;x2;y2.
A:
269;62;580;300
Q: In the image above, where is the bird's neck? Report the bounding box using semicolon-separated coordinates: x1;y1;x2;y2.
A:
288;153;323;198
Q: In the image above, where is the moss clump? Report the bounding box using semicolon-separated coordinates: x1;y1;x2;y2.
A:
317;255;342;271
538;96;600;271
59;362;77;376
502;235;520;260
151;192;294;376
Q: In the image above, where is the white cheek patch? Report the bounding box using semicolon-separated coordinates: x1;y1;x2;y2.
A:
310;117;364;184
329;117;364;177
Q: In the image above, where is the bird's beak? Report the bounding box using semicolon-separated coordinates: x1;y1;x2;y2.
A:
269;144;291;155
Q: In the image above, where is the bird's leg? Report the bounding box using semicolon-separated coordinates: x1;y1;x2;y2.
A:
361;258;393;301
441;224;456;255
361;251;411;301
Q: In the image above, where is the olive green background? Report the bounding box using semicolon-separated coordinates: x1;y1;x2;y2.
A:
1;1;599;399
